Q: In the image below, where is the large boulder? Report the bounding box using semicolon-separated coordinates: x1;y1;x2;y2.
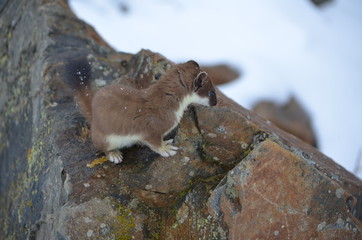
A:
0;0;361;239
252;97;318;147
310;0;333;7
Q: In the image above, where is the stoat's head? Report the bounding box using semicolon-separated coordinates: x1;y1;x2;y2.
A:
187;60;217;107
192;70;217;107
175;60;217;107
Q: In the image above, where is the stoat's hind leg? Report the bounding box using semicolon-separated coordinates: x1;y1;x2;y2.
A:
106;150;123;164
145;137;179;157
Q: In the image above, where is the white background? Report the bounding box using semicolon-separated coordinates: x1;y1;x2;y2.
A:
69;0;362;178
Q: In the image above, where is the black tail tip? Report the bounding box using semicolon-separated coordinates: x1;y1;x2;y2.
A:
63;57;92;89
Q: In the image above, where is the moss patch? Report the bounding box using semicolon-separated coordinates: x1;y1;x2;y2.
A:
112;204;136;240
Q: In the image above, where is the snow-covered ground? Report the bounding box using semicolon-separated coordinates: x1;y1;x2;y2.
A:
69;0;362;178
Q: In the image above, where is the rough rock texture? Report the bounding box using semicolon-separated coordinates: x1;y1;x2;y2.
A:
252;97;318;147
1;0;361;239
208;139;361;239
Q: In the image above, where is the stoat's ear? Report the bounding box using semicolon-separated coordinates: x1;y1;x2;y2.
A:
194;72;208;91
187;60;200;68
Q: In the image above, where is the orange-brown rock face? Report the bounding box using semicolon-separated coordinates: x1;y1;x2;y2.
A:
208;139;362;239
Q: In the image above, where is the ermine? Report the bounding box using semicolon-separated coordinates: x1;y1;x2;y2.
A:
63;58;217;164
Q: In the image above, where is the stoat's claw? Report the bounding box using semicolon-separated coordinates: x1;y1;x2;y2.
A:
107;150;123;164
169;146;179;151
160;151;170;157
168;149;177;156
165;139;174;144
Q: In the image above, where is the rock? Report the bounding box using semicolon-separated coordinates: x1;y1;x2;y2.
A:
207;139;361;239
1;0;361;239
310;0;333;7
201;64;241;86
252;97;318;147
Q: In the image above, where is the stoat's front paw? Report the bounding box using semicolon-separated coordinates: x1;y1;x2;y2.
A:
107;150;123;164
158;139;179;157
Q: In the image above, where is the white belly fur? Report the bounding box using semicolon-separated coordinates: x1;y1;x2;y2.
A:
106;134;143;151
167;93;209;133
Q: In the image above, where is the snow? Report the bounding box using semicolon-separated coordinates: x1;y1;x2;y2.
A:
69;0;362;178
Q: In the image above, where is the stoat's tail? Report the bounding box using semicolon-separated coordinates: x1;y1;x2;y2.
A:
63;58;93;124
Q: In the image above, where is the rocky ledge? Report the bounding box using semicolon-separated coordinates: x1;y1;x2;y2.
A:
0;0;361;239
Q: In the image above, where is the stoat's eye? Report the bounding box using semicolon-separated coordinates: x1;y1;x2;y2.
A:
208;91;216;97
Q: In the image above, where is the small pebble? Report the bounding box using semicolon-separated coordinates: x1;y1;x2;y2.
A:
182;157;190;164
87;230;93;237
336;188;344;198
207;133;217;138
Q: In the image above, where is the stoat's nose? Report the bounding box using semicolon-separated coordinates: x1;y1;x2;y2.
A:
208;91;217;106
